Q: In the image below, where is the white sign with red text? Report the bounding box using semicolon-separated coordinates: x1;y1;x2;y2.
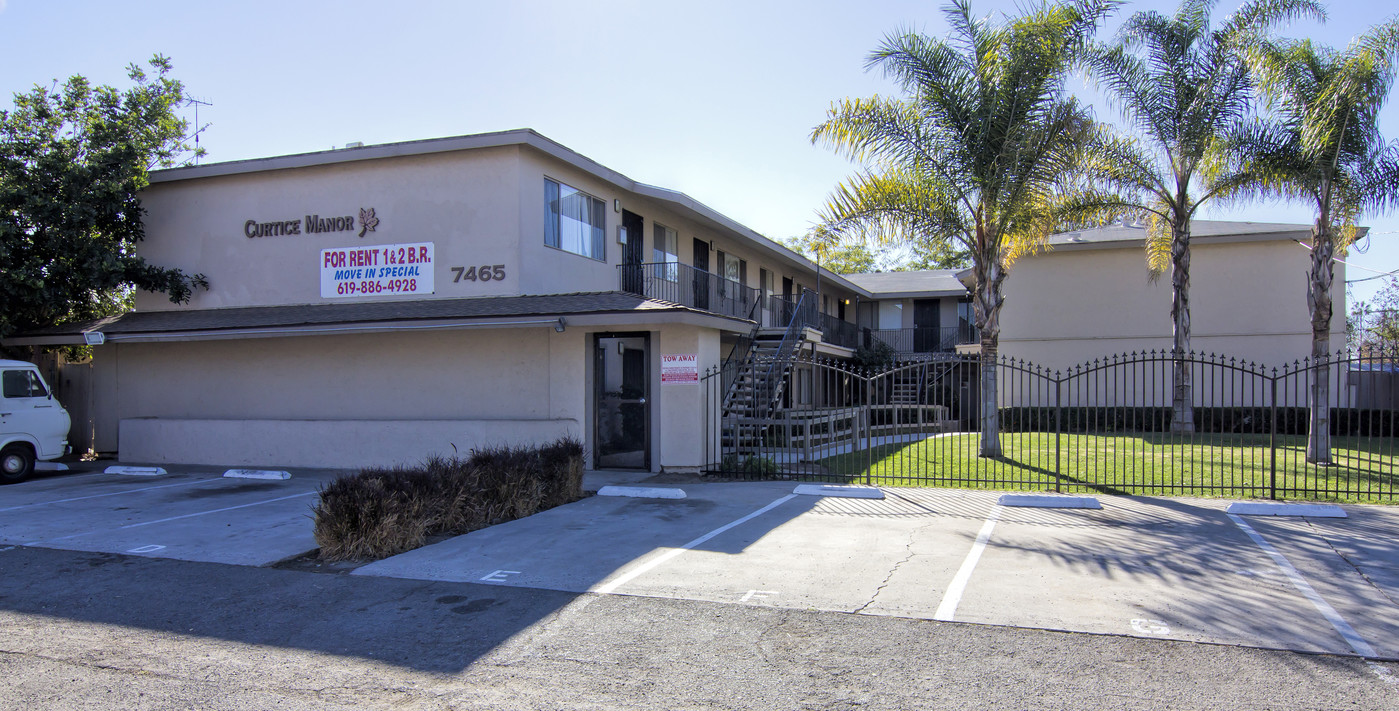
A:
321;242;435;298
661;354;699;385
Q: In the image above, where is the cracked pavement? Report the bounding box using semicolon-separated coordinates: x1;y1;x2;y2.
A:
2;545;1397;710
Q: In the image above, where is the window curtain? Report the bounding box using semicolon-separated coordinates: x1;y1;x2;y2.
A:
589;195;604;260
544;179;561;249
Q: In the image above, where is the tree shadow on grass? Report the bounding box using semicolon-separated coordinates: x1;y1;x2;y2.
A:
992;456;1133;497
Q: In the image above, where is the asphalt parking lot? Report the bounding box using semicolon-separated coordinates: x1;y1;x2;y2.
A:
0;464;336;566
357;477;1399;661
3;464;1397;662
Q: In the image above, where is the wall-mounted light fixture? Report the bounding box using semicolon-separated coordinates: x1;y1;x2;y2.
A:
555;317;567;333
83;331;106;346
613;199;621;213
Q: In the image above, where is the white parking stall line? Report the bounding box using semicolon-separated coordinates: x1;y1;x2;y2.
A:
0;478;214;512
934;505;1002;622
119;492;318;529
40;491;319;543
1228;513;1378;658
594;494;798;595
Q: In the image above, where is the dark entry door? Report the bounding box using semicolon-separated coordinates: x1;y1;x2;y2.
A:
779;276;795;325
621;210;644;295
595;334;650;470
913;299;941;352
692;238;710;310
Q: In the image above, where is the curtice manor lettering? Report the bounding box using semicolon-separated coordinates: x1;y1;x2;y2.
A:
242;208;377;238
305;214;356;234
244;219;303;238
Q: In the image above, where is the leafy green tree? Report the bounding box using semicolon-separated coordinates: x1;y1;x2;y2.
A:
786;231;970;273
1069;0;1324;433
1242;21;1399;463
902;239;970;271
783;233;880;274
0;55;208;344
811;0;1114;457
1348;281;1399;351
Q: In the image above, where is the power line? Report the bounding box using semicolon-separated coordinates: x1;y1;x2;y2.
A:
1291;239;1399;284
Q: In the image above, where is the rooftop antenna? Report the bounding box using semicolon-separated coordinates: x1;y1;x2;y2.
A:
186;96;213;164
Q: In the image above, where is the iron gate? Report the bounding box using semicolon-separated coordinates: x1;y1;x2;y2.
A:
702;350;1399;502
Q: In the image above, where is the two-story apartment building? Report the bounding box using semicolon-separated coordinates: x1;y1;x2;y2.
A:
5;129;1340;471
8;130;909;471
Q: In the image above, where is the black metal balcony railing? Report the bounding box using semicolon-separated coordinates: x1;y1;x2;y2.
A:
620;262;762;321
619;264;868;351
818;312;860;350
862;325;980;354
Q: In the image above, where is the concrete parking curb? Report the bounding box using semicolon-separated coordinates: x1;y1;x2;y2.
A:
223;469;292;480
1227;502;1347;518
104;466;167;477
793;484;885;499
998;494;1102;509
597;486;686;499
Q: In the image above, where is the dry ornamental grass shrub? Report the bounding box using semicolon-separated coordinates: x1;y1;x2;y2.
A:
313;437;583;561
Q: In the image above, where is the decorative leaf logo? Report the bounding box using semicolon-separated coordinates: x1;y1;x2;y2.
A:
358;207;379;238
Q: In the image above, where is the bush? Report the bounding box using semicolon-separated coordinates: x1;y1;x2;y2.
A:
312;437;583;561
854;340;897;368
720;453;780;477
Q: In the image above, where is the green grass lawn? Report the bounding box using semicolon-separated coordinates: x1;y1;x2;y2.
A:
814;432;1399;503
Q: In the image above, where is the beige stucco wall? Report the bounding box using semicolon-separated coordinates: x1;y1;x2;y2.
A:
108;326;577;467
136;142;855;322
136;146;525;311
100;320;722;471
514;146;861;323
655;324;722;473
998;239;1346;370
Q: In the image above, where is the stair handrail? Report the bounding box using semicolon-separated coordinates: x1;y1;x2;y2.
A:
753;288;817;416
720;328;758;404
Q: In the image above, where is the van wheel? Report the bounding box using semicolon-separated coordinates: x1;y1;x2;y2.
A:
1;445;35;484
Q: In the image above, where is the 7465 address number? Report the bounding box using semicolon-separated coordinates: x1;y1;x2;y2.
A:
451;265;506;283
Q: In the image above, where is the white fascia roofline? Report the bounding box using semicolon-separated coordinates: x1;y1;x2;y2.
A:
148;129;874;299
3;310;752;346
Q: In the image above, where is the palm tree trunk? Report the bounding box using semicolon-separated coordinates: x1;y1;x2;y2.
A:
1306;222;1334;465
975;250;1006;459
980;332;1001;458
1170;223;1195;433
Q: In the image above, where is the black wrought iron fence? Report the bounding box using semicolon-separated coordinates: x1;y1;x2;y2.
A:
702;349;1399;502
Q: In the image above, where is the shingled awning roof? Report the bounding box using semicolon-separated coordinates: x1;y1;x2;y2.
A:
4;291;748;345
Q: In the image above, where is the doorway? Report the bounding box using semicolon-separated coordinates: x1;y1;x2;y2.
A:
621;210;644;295
692;238;710;310
914;299;941;352
594;333;650;470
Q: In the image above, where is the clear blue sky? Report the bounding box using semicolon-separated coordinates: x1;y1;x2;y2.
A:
3;0;1397;305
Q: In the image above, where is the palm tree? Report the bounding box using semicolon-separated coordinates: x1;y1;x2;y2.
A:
810;0;1115;457
1075;0;1324;433
1243;21;1399;463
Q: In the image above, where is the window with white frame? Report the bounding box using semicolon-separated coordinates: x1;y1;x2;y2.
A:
544;178;605;260
653;223;678;281
722;252;745;286
715;251;746;297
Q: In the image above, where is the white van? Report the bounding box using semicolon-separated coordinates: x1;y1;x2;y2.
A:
1;360;70;484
